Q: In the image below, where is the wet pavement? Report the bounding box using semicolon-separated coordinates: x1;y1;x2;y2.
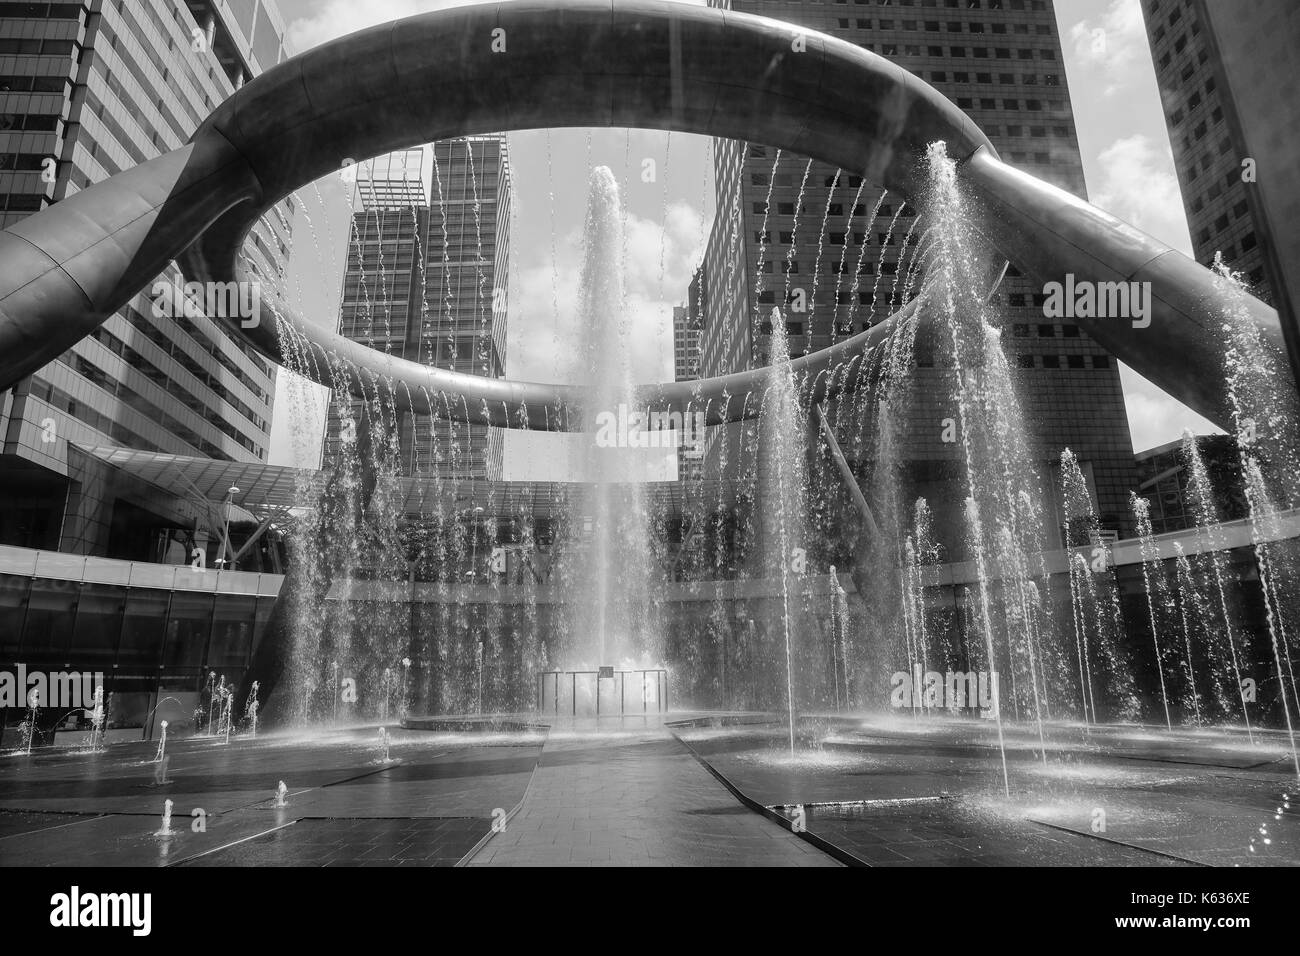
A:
0;727;541;867
1;714;1293;866
670;714;1300;866
466;721;837;866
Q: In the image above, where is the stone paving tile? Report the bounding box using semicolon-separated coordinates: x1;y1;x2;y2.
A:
12;712;1284;868
179;817;489;867
0;730;418;816
0;804;300;867
0;809;96;840
0;730;541;867
675;717;1300;867
467;724;839;867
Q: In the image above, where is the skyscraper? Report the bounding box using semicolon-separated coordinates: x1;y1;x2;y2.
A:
674;300;702;384
327;136;512;480
1140;0;1300;378
698;0;1137;543
674;292;704;481
0;0;293;549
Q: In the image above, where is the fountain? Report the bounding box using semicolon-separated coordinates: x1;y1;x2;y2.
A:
154;720;168;765
1181;431;1254;735
90;125;1293;836
244;681;260;739
87;685;106;753
20;689;39;755
205;672;218;736
758;306;809;755
155;799;174;838
571;166;658;674
1214;256;1300;776
5;0;1300;876
1132;493;1174;729
237;127;1300;820
1060;450;1138;723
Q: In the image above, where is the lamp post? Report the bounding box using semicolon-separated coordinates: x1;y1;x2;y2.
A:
218;485;240;570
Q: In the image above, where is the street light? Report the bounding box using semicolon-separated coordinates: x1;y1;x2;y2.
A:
218;485;240;570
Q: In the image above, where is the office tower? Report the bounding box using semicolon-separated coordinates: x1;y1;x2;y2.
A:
1140;0;1300;376
0;0;293;550
328;136;512;480
699;0;1137;541
674;299;702;385
674;290;704;481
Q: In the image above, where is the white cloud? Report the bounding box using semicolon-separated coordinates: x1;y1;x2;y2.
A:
1090;134;1192;254
505;199;704;386
1119;363;1223;453
501;193;704;481
1067;0;1148;97
287;0;707;52
286;0;485;52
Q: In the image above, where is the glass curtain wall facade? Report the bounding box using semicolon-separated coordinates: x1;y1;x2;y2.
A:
326;135;513;480
0;0;293;492
697;0;1137;549
1140;0;1300;378
0;555;279;737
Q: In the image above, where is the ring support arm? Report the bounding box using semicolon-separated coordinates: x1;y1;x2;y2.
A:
959;146;1282;427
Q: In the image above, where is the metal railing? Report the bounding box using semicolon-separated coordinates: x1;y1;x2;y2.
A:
537;669;668;717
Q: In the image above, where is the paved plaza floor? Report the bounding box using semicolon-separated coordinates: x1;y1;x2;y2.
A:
0;715;1294;866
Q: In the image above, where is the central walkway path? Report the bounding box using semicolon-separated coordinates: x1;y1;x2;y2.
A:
467;722;838;866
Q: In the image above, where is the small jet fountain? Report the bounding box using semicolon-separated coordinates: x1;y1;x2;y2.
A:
219;680;234;744
155;799;174;837
154;720;168;764
331;660;340;724
205;671;218;736
400;658;411;720
87;685;106;753
21;688;39;755
244;681;260;739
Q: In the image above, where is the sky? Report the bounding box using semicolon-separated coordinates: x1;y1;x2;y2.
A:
266;0;1220;472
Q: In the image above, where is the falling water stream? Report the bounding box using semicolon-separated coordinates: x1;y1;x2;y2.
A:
1215;257;1300;777
252;133;1300;832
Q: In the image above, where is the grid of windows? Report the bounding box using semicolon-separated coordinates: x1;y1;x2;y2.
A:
0;0;290;474
1140;0;1273;293
698;0;1135;538
326;136;512;481
0;571;275;718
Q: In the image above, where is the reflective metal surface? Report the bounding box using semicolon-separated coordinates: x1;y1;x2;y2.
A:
0;0;1280;431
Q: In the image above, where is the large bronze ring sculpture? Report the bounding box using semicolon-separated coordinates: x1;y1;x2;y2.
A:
0;0;1280;429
